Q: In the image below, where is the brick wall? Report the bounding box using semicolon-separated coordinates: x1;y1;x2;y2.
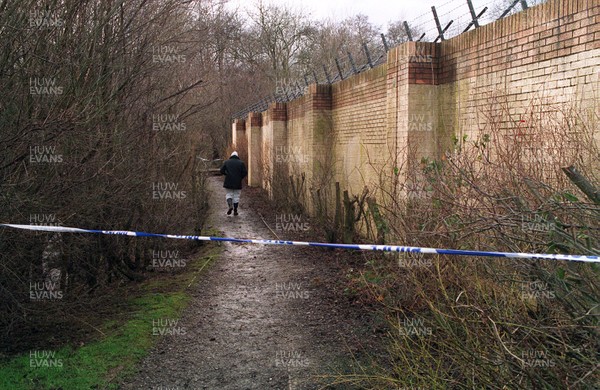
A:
232;0;599;219
330;65;388;196
440;0;600;145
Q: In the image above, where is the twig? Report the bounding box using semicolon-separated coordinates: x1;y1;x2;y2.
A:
259;212;280;240
489;316;524;365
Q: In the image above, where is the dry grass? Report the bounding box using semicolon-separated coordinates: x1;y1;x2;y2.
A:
323;96;599;388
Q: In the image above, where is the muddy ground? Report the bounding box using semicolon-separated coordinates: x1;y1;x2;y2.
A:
120;176;387;389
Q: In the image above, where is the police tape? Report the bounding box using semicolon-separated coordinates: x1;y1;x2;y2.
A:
1;223;599;263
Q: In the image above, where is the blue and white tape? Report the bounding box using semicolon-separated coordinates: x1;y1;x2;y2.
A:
1;223;598;263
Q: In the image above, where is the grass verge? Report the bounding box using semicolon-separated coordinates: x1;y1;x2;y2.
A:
0;245;220;389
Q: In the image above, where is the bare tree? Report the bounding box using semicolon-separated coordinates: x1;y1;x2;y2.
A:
0;0;223;347
244;1;314;81
386;19;424;46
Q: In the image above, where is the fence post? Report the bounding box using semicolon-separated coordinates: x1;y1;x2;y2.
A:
403;21;413;41
380;33;389;52
466;0;479;28
322;64;332;84
463;7;487;33
520;0;528;10
432;6;444;40
347;51;358;73
431;6;453;42
295;82;303;96
334;58;344;80
362;43;373;69
499;0;520;18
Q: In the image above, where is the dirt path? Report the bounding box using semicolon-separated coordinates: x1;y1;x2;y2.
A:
120;177;376;389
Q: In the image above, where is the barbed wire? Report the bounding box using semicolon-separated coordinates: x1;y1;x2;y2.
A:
233;0;532;119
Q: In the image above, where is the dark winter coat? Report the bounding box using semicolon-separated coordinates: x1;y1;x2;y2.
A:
220;156;247;190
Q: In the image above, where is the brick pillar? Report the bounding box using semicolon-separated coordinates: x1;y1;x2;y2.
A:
266;103;287;198
232;119;246;150
388;41;440;199
307;84;332;214
246;112;262;187
407;42;441;199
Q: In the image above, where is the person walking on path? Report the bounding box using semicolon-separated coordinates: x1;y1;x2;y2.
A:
220;151;247;216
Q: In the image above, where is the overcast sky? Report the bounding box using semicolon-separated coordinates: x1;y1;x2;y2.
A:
225;0;511;36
